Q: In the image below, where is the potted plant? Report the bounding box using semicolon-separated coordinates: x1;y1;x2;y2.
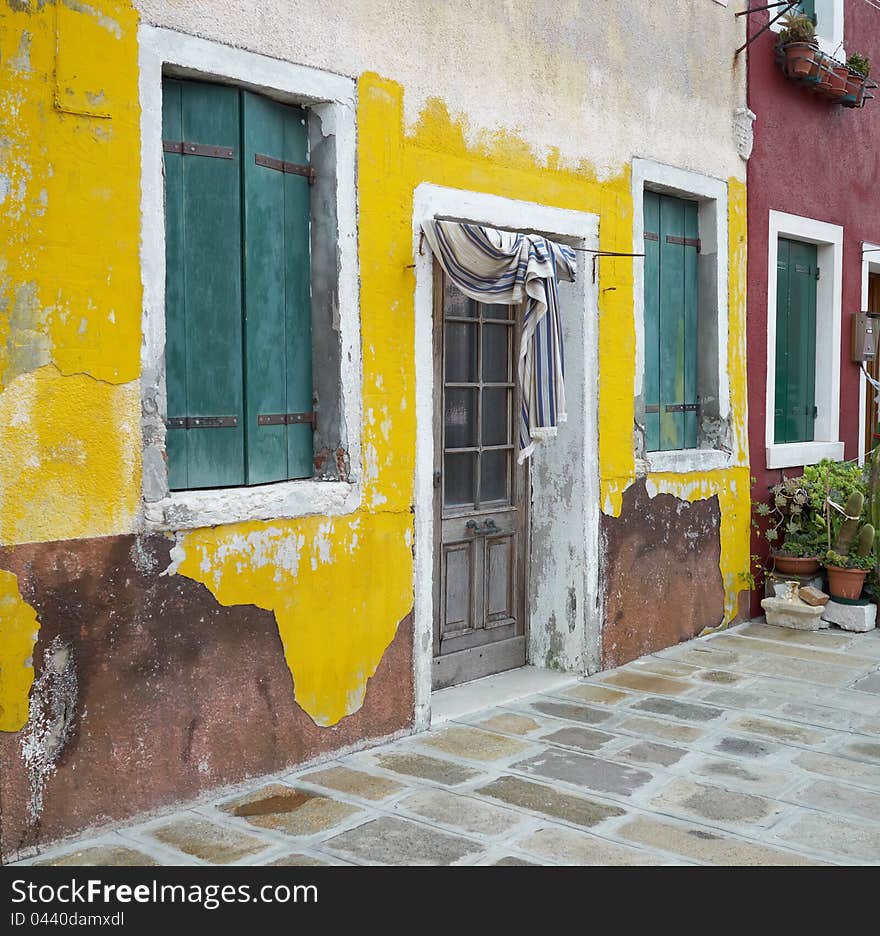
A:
773;531;825;576
822;490;876;599
844;52;871;106
755;475;822;576
778;13;820;79
827;58;850;99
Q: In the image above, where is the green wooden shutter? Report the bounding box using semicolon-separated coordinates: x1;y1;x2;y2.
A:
162;80;188;491
162;79;245;489
799;0;816;20
643;193;699;452
644;192;661;452
775;238;818;444
242;91;313;483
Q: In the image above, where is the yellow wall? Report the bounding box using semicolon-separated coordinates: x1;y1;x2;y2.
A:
0;3;750;731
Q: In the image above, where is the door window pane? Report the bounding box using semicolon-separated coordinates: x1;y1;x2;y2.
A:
482;388;509;446
444;322;477;383
444;283;477;318
445;388;476;448
480;450;509;504
482;323;510;383
445;453;475;507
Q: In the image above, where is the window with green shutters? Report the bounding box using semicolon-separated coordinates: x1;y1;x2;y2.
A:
162;78;314;491
643;191;700;452
774;237;818;445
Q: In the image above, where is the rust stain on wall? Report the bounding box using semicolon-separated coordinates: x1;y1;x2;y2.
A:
600;479;725;670
0;534;413;861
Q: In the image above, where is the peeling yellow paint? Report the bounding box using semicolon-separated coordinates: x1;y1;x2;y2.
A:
0;365;141;545
178;513;412;727
0;569;40;732
0;0;142;549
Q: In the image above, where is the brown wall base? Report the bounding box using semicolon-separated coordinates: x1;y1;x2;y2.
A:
600;480;725;669
0;534;413;862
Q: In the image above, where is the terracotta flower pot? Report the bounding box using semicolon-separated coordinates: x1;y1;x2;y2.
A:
815;57;835;94
772;553;821;576
784;42;818;79
827;63;849;99
845;72;866;105
825;565;869;600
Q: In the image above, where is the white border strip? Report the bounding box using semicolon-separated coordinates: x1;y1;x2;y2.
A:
859;242;880;465
137;25;362;530
631;158;734;473
765;210;844;471
411;183;600;731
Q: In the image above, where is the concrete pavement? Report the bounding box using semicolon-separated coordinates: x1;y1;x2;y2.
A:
11;620;880;866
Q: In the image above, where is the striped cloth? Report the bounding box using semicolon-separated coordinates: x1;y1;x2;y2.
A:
422;220;577;462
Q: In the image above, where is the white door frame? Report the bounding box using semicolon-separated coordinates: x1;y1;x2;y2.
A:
411;183;600;730
859;241;880;464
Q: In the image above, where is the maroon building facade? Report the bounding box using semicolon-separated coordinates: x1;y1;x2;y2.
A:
747;0;880;611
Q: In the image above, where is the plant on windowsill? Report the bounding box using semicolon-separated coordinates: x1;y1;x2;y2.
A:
777;13;821;81
821;490;876;600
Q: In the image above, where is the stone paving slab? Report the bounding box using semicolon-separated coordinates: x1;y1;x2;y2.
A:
13;620;880;867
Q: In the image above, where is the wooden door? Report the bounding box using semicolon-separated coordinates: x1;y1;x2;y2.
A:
864;273;880;456
432;267;528;690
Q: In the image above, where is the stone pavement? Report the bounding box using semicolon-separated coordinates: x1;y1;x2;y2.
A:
13;621;880;867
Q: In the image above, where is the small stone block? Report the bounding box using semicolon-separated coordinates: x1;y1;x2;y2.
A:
821;599;877;633
761;596;828;631
798;586;829;606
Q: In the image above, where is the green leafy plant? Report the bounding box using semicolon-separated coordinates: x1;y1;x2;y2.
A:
778;13;817;45
847;53;871;77
778;530;825;557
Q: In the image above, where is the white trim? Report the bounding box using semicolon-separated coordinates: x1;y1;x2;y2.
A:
631;158;735;473
859;241;880;465
765;210;843;470
411;184;600;732
137;25;362;531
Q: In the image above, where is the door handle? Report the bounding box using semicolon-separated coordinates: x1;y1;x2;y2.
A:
466;519;504;536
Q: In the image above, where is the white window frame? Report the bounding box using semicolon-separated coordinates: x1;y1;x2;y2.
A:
411;184;600;731
631;158;734;475
858;241;880;464
770;1;845;60
137;25;362;531
765;210;844;470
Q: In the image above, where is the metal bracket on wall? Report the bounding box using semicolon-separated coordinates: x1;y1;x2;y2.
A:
734;1;800;58
588;250;646;284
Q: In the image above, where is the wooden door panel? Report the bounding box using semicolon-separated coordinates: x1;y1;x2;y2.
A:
485;533;515;625
441;539;476;639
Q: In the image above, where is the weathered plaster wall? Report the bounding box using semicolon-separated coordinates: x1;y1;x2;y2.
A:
1;0;753;856
746;1;880;612
133;0;747;184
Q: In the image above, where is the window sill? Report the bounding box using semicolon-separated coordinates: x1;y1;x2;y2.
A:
143;479;360;532
639;449;734;474
766;440;844;470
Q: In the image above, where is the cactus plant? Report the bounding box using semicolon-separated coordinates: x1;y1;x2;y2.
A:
832;491;865;556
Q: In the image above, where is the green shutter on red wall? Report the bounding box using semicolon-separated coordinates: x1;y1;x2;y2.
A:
162;79;313;489
775;238;818;445
242;91;313;484
643;192;699;452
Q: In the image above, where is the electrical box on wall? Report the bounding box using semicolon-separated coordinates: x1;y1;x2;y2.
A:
852;312;878;363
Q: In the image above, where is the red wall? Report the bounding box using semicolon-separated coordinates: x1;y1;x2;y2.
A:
747;1;880;612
